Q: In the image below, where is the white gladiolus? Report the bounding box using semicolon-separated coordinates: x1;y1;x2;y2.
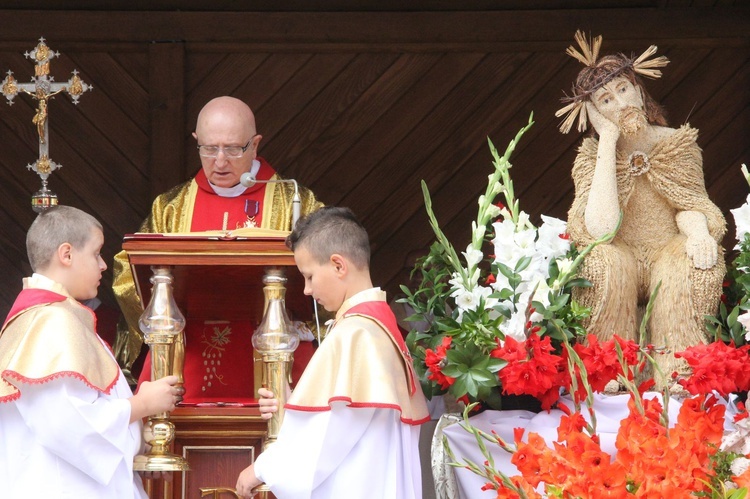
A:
485;202;502;219
529;277;552;309
492;219;516;240
470;267;482;287
731;195;750;243
449;274;467;296
537;216;570;258
488;176;503;196
557;257;574;275
499;310;528;342
490;271;512;293
472;222;486;244
517;211;531;230
514;227;537;252
463;244;484;268
455;290;478;312
493;242;525;271
738;311;750;342
499;207;512;221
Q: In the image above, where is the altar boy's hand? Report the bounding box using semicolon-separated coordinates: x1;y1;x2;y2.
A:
257;388;278;420
236;464;262;498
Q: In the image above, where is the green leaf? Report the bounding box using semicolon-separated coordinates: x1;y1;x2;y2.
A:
515;255;532;273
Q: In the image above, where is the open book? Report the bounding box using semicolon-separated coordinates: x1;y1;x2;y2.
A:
128;227;291;240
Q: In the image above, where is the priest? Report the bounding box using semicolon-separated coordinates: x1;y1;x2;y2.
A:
112;96;323;402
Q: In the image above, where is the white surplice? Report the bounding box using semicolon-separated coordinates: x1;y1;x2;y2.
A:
0;367;146;498
253;288;429;499
254;402;422;498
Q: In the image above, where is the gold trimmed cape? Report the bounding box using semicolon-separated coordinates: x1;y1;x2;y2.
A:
286;289;430;425
0;277;119;403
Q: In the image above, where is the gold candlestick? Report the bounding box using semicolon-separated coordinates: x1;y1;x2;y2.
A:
251;268;300;496
133;266;190;472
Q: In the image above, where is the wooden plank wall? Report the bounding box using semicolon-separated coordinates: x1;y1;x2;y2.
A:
0;6;747;331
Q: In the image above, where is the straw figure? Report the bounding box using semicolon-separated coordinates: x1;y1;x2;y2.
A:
558;31;726;387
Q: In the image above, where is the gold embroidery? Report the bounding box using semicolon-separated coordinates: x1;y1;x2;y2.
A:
200;324;232;391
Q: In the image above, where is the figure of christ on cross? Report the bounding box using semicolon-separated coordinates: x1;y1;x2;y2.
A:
0;37;92;205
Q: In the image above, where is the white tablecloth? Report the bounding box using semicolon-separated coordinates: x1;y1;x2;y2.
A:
434;393;737;499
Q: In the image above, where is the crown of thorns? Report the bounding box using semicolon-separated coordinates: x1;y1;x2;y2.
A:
555;30;670;134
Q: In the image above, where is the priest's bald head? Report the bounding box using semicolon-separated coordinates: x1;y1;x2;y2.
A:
192;96;264;188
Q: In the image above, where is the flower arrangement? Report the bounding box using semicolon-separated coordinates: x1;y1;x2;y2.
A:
400;114;613;410
710;164;750;347
451;336;750;498
440;162;750;498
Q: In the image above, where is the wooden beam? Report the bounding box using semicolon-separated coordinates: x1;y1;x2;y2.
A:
0;9;746;47
148;41;186;198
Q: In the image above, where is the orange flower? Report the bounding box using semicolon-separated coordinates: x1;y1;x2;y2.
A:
734;467;750;489
494;476;542;498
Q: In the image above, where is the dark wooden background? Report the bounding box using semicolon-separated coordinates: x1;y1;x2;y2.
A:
0;1;747;332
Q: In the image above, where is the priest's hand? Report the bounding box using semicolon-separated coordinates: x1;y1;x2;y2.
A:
236;464;262;498
257;387;279;420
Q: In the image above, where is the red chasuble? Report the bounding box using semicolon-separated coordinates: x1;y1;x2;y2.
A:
190;157;276;231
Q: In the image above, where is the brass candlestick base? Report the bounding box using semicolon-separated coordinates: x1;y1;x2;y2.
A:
133;267;189;472
133;416;189;471
133;341;190;472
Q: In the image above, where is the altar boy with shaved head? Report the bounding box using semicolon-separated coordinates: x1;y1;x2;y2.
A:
236;206;430;499
0;205;179;498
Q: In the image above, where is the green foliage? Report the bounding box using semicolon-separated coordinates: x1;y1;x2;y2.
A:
707;233;750;347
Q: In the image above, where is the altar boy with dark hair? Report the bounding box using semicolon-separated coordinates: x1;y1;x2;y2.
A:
0;205;179;498
236;206;430;499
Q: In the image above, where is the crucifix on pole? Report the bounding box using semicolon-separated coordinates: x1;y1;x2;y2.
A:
1;37;92;212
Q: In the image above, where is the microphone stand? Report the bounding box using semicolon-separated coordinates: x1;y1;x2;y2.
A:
240;173;301;228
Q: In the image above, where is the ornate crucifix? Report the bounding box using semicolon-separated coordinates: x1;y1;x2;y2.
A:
1;37;92;212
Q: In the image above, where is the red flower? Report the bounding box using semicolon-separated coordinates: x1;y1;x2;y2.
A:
676;341;750;397
494;333;566;410
572;335;639;395
734;401;749;422
424;336;455;389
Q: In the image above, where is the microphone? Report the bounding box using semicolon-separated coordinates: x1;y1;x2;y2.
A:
240;172;302;228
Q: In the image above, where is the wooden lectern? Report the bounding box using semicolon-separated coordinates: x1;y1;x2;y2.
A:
124;233;307;499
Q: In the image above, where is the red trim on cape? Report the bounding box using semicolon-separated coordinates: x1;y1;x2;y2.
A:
1;290;118;403
3;288;66;328
284;299;429;426
285;396;431;425
1;368;119;402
